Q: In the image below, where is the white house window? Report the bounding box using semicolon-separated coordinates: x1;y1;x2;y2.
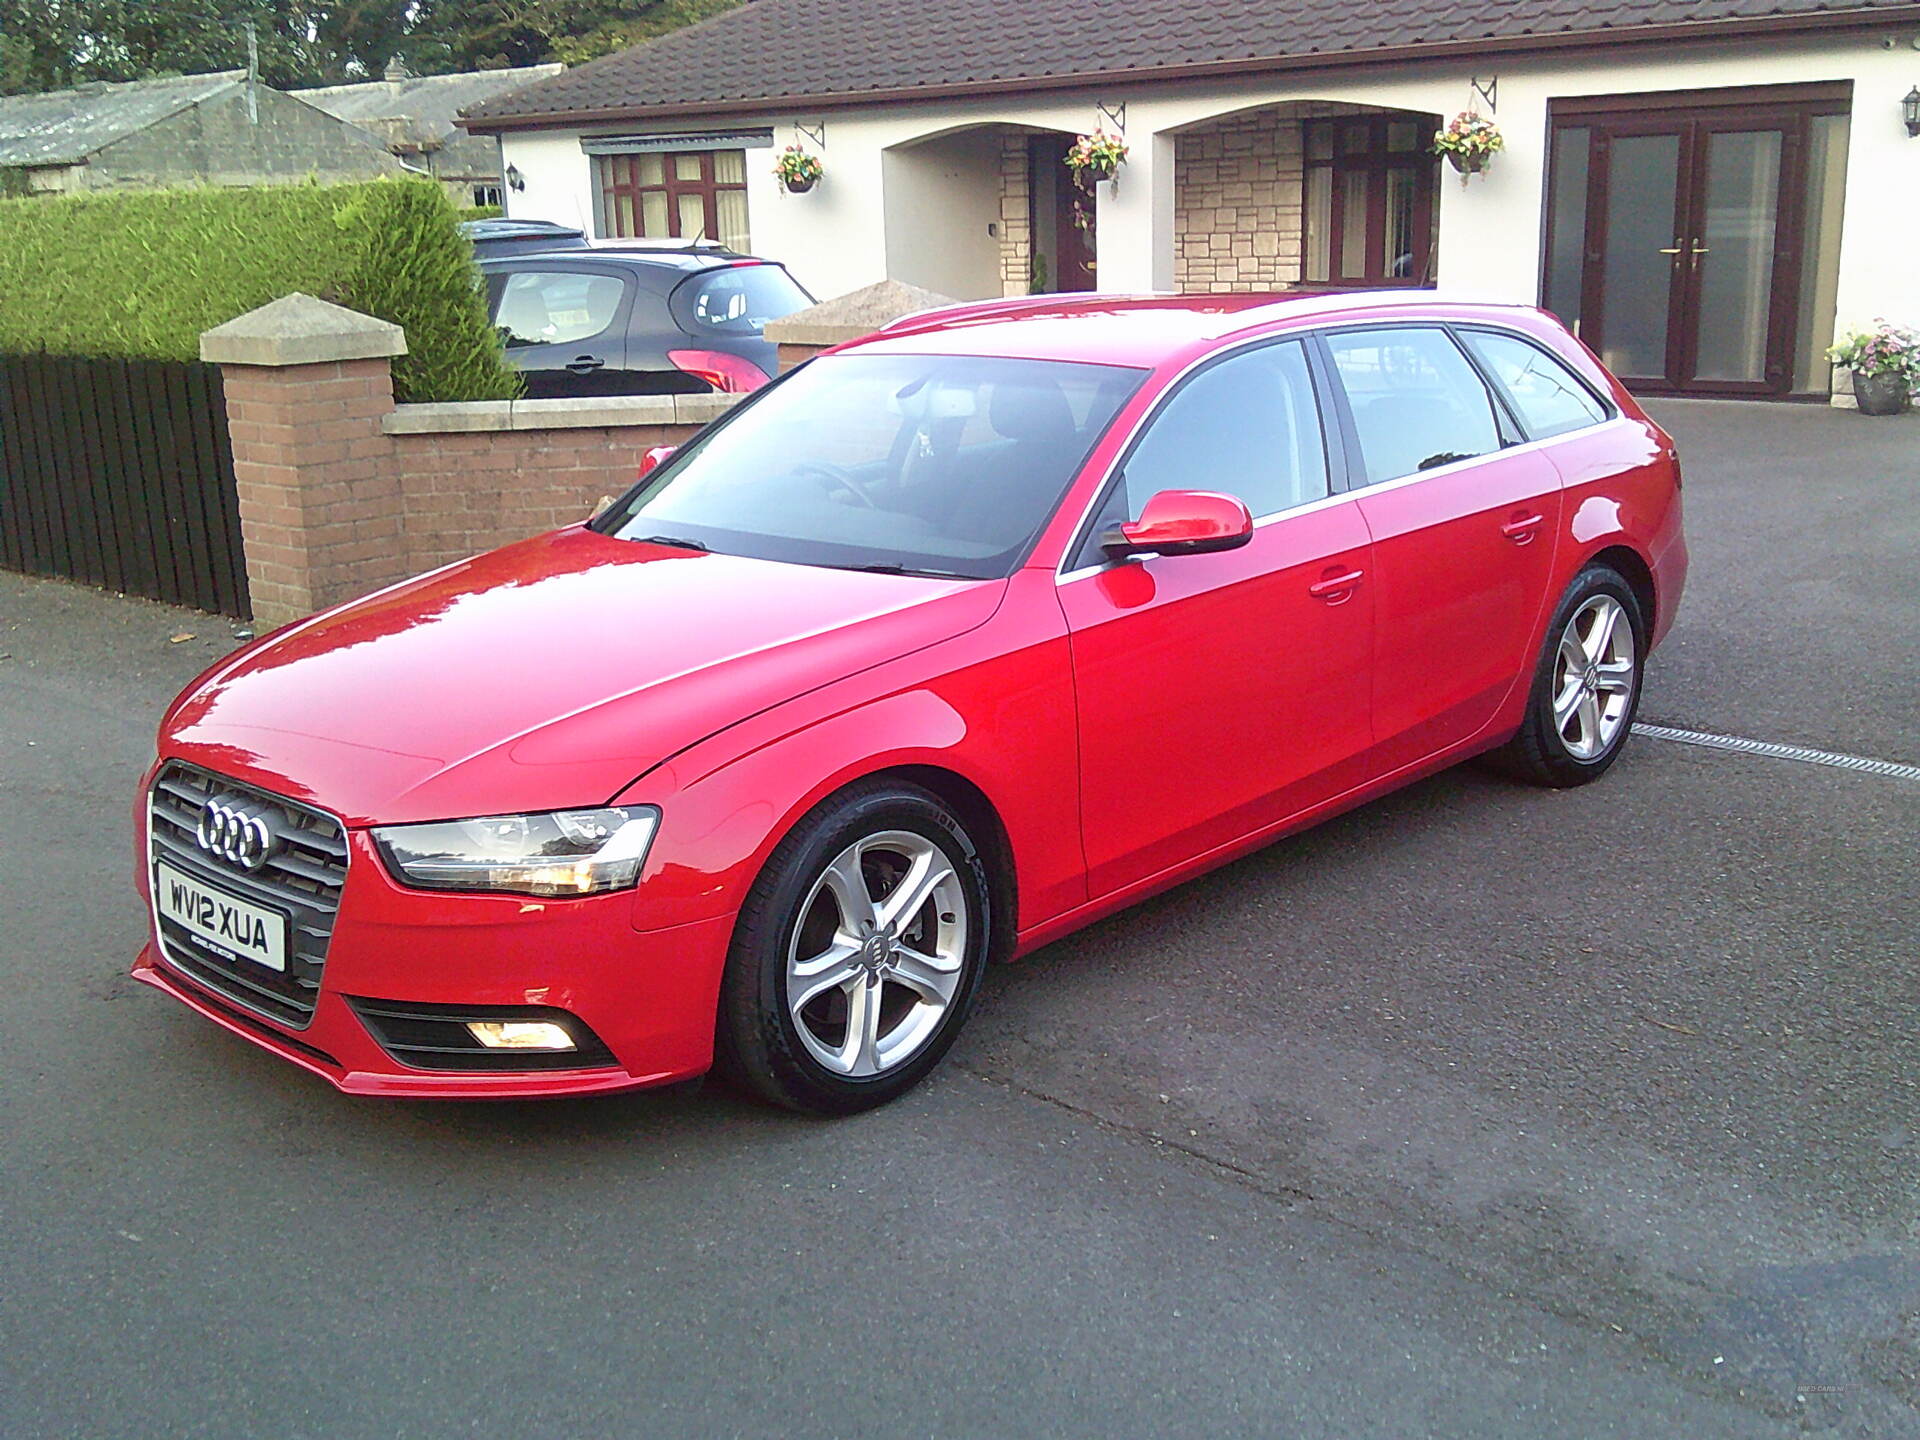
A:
597;151;749;249
1302;116;1438;287
471;184;503;208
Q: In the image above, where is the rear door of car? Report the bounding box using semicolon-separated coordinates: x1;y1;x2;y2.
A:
485;260;634;397
1316;323;1564;777
1058;338;1375;900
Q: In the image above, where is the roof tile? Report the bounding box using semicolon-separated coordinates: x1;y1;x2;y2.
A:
463;0;1917;128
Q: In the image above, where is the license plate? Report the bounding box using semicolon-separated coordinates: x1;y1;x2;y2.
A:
154;861;289;972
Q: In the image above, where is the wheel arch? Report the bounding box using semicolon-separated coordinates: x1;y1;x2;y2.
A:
866;763;1020;964
1585;542;1657;637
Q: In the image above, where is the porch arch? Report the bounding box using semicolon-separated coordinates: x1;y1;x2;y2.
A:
881;121;1080;300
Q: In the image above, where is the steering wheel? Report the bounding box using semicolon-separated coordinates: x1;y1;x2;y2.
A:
794;460;879;510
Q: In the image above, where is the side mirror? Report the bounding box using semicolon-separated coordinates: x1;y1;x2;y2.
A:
638;444;679;479
1101;489;1254;560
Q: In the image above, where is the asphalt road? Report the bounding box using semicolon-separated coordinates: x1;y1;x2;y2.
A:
2;400;1915;1439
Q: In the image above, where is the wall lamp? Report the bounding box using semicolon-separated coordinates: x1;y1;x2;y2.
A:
505;163;526;192
1906;86;1920;138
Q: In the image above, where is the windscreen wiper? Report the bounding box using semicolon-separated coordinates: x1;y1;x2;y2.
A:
632;534;710;552
836;561;974;580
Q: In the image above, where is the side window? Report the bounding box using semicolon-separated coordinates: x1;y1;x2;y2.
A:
1076;342;1328;566
1327;327;1502;485
1459;329;1610;439
493;271;625;348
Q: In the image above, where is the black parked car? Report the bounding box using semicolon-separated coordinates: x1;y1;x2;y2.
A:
478;243;814;398
459;218;591;258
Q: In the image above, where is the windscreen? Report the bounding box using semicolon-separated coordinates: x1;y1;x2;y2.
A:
597;352;1146;579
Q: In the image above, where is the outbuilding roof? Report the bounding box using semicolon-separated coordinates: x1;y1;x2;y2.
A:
295;65;563;154
0;71;243;168
461;0;1920;132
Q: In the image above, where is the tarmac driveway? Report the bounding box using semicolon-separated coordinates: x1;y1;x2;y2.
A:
1;399;1914;1439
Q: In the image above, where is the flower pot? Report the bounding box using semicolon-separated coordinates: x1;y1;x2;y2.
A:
782;174;817;195
1853;370;1912;416
1445;150;1490;176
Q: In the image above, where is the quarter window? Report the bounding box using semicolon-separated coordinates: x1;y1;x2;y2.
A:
1326;327;1503;485
597;150;750;249
1458;330;1610;439
492;271;624;348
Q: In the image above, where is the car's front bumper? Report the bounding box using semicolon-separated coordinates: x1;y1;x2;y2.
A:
135;822;736;1099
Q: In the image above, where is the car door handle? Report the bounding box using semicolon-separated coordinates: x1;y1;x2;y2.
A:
565;355;606;374
1308;568;1365;602
1501;514;1545;545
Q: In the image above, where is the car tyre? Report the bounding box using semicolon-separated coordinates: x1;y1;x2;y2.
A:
1489;564;1646;788
716;780;992;1115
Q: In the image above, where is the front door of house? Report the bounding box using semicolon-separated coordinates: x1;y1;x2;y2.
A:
1545;86;1851;399
1029;135;1097;293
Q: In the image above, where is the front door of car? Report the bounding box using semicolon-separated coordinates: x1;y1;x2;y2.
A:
1320;325;1564;776
1058;340;1375;901
488;265;632;398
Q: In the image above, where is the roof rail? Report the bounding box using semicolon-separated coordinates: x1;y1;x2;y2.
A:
874;292;1132;336
1205;288;1535;338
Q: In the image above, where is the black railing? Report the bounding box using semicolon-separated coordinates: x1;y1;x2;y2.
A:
0;353;249;617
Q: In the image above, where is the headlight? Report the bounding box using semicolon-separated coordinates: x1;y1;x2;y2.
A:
372;807;659;897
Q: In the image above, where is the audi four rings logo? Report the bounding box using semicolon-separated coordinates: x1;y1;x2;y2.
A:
196;798;276;871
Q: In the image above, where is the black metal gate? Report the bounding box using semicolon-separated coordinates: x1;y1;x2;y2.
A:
0;353;249;617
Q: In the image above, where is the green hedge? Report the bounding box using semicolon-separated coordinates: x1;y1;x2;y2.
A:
0;178;519;402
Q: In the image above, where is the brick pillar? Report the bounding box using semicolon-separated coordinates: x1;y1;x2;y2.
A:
764;279;963;373
200;294;407;629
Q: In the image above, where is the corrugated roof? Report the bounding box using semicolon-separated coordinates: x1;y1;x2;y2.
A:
0;71;244;167
461;0;1920;130
295;65;563;151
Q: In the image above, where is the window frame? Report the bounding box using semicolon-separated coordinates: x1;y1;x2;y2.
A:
1062;336;1347;574
596;150;747;244
1302;115;1441;289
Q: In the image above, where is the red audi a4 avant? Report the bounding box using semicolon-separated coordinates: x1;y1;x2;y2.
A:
136;291;1685;1114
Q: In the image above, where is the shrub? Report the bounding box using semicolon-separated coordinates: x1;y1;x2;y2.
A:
0;178;519;402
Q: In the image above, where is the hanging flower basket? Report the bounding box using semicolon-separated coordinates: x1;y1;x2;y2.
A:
773;144;823;194
1433;112;1503;179
1827;320;1920;415
1066;129;1128;187
1064;129;1127;231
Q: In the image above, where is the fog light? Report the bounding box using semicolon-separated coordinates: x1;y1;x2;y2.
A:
466;1020;576;1051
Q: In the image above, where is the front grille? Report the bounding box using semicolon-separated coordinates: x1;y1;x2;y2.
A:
147;761;348;1029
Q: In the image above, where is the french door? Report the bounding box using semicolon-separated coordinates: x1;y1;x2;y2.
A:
1545;87;1851;397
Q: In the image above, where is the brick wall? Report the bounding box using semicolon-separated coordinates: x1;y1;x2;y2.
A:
388;411;704;575
1174;113;1306;293
218;355;728;626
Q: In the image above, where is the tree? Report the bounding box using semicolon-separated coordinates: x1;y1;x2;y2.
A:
0;0;739;96
410;0;743;72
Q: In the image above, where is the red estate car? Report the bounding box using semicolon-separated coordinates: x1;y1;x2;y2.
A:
135;292;1686;1114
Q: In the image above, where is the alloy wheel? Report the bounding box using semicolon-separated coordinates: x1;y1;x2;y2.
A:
784;830;968;1078
1551;594;1637;761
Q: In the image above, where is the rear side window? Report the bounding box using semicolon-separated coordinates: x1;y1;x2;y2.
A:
1459;329;1610;439
671;264;813;335
1326;327;1502;485
493;271;624;347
